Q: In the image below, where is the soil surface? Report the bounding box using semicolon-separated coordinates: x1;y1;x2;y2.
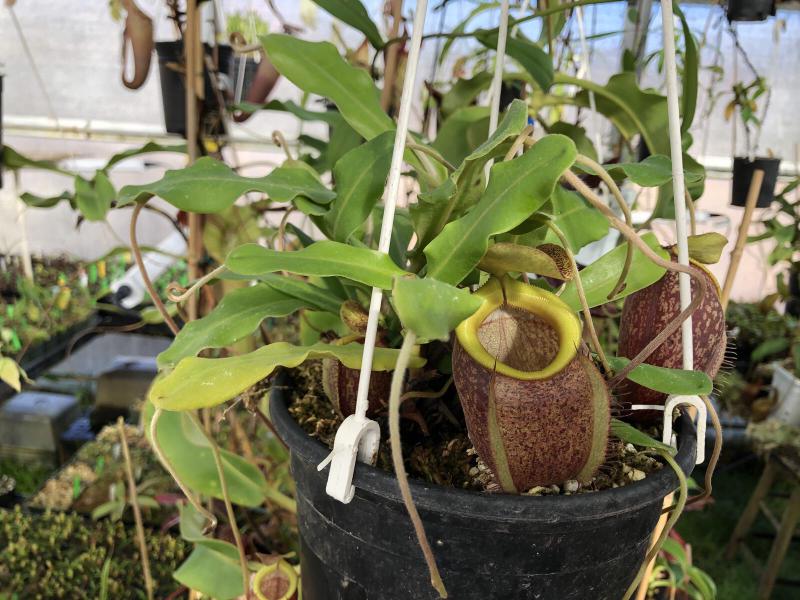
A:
286;363;664;495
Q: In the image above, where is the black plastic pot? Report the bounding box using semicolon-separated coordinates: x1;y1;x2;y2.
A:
271;383;697;600
726;0;776;22
1;74;4;189
731;156;781;207
155;42;233;137
787;267;800;317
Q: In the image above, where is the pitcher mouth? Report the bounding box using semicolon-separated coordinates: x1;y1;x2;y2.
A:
454;276;582;381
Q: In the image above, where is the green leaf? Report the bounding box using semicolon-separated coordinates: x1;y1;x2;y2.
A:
143;402;268;507
300;311;349;345
652;151;706;220
311;0;383;49
373;206;414;268
431;105;490;166
149;341;425;411
560;232;669;310
675;4;699;133
441;72;493;117
416;100;529;249
157;285;312;367
685;232;728;265
74;172;115;221
603;154;704;187
608;356;713;396
258;99;341;124
549;121;598;161
0;358;22;392
323;131;394;242
1;146;72;176
424;134;577;284
478;242;570;279
262;34;393;140
173;503;244;600
512;186;609;253
558;72;668;156
257;273;343;314
105;141;186;170
118;157;334;212
477;31;553;91
144;402;268;507
610;418;675;454
751;338;791;363
20;191;73;208
308;112;363;174
226;242;408;289
391;277;482;342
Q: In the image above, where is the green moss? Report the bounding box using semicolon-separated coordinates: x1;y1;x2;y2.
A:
0;506;188;599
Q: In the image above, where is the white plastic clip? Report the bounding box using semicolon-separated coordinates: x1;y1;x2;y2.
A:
662;395;706;465
630;394;706;465
321;0;430;505
317;414;380;503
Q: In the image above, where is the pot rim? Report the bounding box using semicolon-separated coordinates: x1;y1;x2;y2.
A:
270;372;698;524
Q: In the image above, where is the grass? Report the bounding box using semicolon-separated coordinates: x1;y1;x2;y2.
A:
677;454;800;599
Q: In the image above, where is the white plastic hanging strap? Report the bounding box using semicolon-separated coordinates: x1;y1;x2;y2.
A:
318;0;430;504
660;0;693;372
630;396;707;465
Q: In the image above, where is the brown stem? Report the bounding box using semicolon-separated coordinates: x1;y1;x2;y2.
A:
130;203;180;336
193;414;250;598
251;404;289;451
380;0;404;112
685;394;722;507
389;332;448;598
117;417;154;600
684;188;697;237
547;222;611;374
407;141;455;172
574;154;634;299
272;130;294;162
503;125;535;161
562;170;707;387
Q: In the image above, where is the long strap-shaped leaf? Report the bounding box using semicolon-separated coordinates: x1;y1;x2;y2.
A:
225;241;408;289
149;342;426;411
424;134;577;285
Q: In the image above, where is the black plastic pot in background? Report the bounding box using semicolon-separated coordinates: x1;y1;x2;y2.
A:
787;267;800;317
731;156;781;207
271;383;697;600
1;74;4;189
726;0;776;22
155;42;233;137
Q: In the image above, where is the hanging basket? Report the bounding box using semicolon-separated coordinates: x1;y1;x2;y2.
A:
271;382;697;599
730;156;781;207
726;0;776;22
154;41;234;137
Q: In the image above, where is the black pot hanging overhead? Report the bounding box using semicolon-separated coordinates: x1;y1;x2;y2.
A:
731;156;781;207
726;0;777;22
155;41;234;137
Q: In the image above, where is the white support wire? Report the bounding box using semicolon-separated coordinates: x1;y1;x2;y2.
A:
354;0;429;419
575;6;603;164
320;0;430;504
485;0;510;176
659;1;693;371
487;0;510;135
